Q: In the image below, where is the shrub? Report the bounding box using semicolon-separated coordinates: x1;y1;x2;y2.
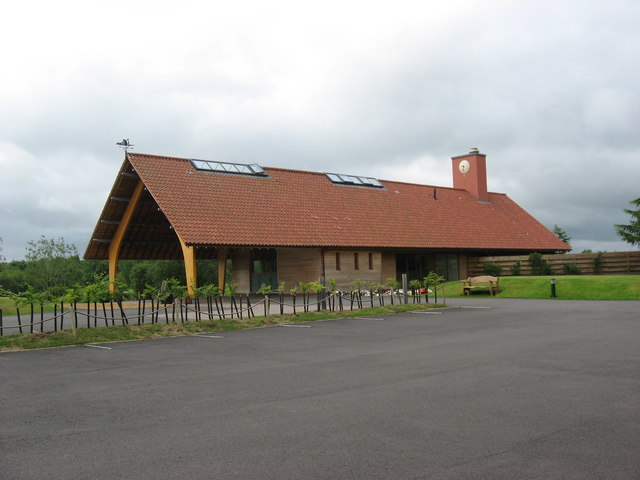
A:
510;261;522;276
385;277;400;292
593;252;604;274
563;263;582;275
482;262;503;276
528;253;552;275
257;283;272;295
408;279;421;293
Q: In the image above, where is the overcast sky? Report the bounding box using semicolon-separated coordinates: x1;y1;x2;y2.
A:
1;0;638;261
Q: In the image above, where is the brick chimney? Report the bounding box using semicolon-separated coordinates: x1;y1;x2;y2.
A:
452;147;489;202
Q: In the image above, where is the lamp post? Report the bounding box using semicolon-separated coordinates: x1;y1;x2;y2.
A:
550;278;557;298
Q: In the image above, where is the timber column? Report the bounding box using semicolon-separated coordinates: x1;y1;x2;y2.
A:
108;181;145;291
178;235;197;296
218;247;228;294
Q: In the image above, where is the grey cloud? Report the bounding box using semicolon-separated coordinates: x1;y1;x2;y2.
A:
1;0;638;259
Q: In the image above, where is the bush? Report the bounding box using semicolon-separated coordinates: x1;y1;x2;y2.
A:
562;263;582;275
482;262;503;276
593;252;604;274
528;253;552;276
510;261;522;276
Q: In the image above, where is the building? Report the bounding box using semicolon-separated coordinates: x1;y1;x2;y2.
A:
84;148;569;293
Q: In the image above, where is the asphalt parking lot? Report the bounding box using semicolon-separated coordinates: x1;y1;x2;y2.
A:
1;298;639;479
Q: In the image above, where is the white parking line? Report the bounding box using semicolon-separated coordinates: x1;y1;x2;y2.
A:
458;306;492;309
192;334;225;338
85;344;112;350
349;317;385;321
278;324;311;328
409;311;442;315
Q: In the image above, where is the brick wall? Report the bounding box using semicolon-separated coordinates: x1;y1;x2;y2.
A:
323;250;383;290
232;248;251;293
278;247;324;288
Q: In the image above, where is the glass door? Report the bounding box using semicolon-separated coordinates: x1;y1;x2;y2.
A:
250;248;278;292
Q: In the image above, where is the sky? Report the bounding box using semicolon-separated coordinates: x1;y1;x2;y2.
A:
1;0;638;261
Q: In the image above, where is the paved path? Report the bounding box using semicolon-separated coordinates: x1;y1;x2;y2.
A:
1;299;639;479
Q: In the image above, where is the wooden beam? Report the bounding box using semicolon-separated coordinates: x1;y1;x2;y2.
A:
178;235;197;296
108;181;145;291
218;247;229;294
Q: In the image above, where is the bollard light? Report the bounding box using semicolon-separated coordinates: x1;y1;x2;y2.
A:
550;278;557;298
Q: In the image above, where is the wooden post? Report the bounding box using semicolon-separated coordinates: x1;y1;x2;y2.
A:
108;181;145;291
71;304;77;338
178;235;197;296
217;247;228;294
402;274;408;304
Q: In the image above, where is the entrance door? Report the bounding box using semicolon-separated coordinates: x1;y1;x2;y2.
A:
250;248;278;292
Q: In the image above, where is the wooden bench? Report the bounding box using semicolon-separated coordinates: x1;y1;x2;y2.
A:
463;276;500;296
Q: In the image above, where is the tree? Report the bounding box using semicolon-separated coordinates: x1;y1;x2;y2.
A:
553;225;572;252
615;197;640;248
528;252;552;276
24;235;80;293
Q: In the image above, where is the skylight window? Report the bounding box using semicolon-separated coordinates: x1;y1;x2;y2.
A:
191;159;267;176
325;172;383;188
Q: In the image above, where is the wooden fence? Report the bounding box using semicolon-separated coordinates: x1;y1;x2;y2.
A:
468;251;640;277
0;289;446;336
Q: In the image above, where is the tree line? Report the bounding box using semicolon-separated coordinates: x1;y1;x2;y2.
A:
0;236;221;298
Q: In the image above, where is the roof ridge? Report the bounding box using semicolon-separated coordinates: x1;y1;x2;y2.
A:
263;166;324;175
127;152;188;162
128;152;510;194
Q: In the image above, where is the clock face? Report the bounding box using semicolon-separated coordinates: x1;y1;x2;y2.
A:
459;160;470;173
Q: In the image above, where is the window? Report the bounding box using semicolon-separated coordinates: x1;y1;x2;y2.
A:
336;252;341;271
325;172;383;188
191;159;267;177
354;252;359;270
369;252;374;270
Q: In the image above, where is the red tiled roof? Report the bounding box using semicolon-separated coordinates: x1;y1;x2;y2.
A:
84;152;569;258
85;153;569;258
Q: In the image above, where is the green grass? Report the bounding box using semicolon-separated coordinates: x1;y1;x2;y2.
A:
0;302;445;351
444;275;640;300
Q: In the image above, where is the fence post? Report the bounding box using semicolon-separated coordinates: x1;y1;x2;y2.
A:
71;307;77;338
402;274;408;305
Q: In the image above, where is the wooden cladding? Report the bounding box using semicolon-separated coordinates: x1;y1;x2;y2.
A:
468;251;640;276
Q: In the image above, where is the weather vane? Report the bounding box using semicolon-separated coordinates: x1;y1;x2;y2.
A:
116;138;134;152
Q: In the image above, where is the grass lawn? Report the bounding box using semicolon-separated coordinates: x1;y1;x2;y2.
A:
444;275;640;300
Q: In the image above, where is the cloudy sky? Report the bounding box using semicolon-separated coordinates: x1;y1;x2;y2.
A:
1;0;638;261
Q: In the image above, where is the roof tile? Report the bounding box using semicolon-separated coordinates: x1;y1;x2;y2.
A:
108;153;569;252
